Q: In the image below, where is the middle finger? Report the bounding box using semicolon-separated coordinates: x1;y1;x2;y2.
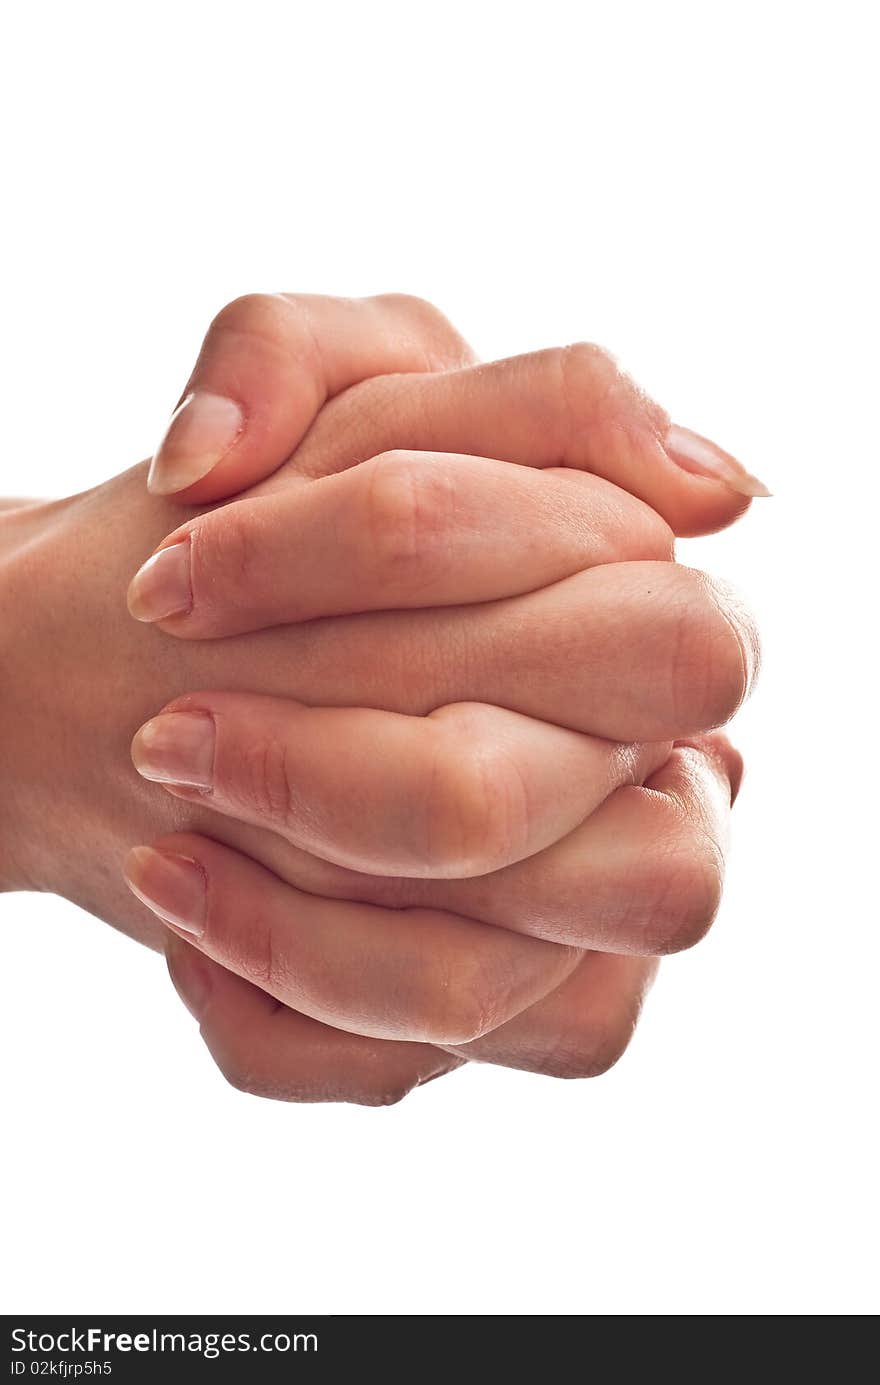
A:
188;560;757;744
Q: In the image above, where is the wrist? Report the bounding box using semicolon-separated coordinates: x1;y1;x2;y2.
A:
0;469;204;946
0;493;79;891
0;499;61;891
0;467;241;957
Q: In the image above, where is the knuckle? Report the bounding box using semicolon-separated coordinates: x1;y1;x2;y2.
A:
237;733;296;827
373;291;442;320
371;292;456;342
706;575;761;708
541;1014;637;1080
635;505;676;561
212;1044;261;1098
594;482;676;562
546;341;668;463
640;826;725;954
561;339;619;378
362;452;456;591
418;952;499;1046
190;507;257;610
369;294;471;366
669;570;758;729
723;738;746;804
422;713;531;875
557;341;622;427
223;906;290;998
356;1076;420;1108
210;292;290;341
213;1043;419;1106
209;293;321;367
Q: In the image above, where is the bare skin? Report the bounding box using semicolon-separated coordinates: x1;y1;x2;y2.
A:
0;294;763;1103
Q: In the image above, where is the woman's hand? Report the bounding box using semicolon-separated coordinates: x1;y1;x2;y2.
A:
0;295;761;1101
114;294;761;1101
1;455;750;911
155;729;740;1104
144;292;767;535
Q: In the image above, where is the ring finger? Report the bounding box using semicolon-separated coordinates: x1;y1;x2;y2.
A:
190;734;741;957
132;693;670;877
126;834;579;1044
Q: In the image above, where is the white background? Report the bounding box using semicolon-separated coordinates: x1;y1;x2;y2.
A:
1;1;877;1316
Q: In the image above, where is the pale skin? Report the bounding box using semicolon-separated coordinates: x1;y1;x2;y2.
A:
0;294;764;1104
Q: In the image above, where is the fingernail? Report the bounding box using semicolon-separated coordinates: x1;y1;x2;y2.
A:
165;933;212;1020
127;540;192;623
124;845;207;937
132;711;215;790
148;391;244;495
665;424;772;499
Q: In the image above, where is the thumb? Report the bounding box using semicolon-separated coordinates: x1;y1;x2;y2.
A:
147;292;474;502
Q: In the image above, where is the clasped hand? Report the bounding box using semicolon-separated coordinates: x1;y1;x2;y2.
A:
1;293;763;1104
